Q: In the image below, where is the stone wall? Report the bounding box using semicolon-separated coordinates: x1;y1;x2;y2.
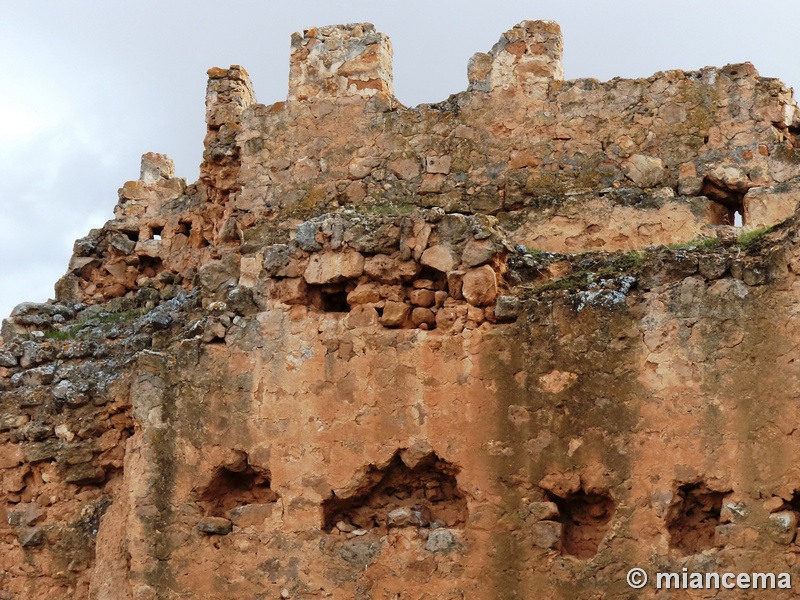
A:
4;20;800;600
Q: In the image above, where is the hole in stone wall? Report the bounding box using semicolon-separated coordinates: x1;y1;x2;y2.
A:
789;491;800;513
199;455;279;517
547;490;616;559
176;220;192;236
151;225;164;241
320;288;351;313
322;451;467;533
416;266;448;289
701;178;745;226
666;482;728;555
138;256;164;278
122;229;140;243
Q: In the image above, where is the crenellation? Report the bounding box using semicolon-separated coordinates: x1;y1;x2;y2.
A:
287;23;394;102
51;20;800;307
468;19;564;96
201;65;256;205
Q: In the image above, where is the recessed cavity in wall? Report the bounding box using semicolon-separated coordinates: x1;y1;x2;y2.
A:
199;453;279;517
308;284;352;313
546;489;616;559
701;177;745;226
666;482;729;555
137;256;163;278
176;220;192;237
322;450;467;533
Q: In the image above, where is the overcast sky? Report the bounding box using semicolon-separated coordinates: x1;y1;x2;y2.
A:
2;1;800;318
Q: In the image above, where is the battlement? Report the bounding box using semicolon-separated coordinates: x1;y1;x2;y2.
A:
468;19;563;97
53;20;800;311
287;23;394;101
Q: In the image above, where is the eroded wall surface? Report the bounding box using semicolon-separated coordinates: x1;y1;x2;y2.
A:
4;20;800;600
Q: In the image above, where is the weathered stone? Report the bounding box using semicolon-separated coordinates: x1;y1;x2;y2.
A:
0;350;17;368
9;17;800;600
64;464;106;485
16;364;56;387
677;162;703;196
18;527;45;548
7;502;44;527
698;254;731;280
419;174;446;194
0;443;24;469
408;289;435;308
288;24;393;101
348;156;382;179
767;511;797;544
527;502;559;521
197;257;240;295
225;504;274;528
380;301;410;327
624;154;666;188
420;245;458;273
344;306;380;329
197;517;233;535
363;254;419;284
338;539;382;569
386;507;414;527
264;245;306;278
425;155;451;175
425;529;460;553
744;185;800;229
140;152;175;184
108;232;137;255
303;251;365;285
387;157;420;181
462;265;498;306
347;283;380;305
295;221;322;252
411;307;436;328
434;307;459;331
531;521;562;550
706;164;751;194
22;440;60;463
461;239;497;268
493;295;519;322
447;270;465;300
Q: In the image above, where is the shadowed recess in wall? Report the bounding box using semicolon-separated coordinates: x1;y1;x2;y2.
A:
322;450;467;533
546;489;616;558
199;452;279;517
666;482;729;555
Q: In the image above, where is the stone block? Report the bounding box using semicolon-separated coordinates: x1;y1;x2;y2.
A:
198;517;233;535
364;254;419;284
421;245;458;274
380;301;410;327
624;154;666;188
304;251;365;285
531;520;562;550
494;295;519;322
462;265;498;306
